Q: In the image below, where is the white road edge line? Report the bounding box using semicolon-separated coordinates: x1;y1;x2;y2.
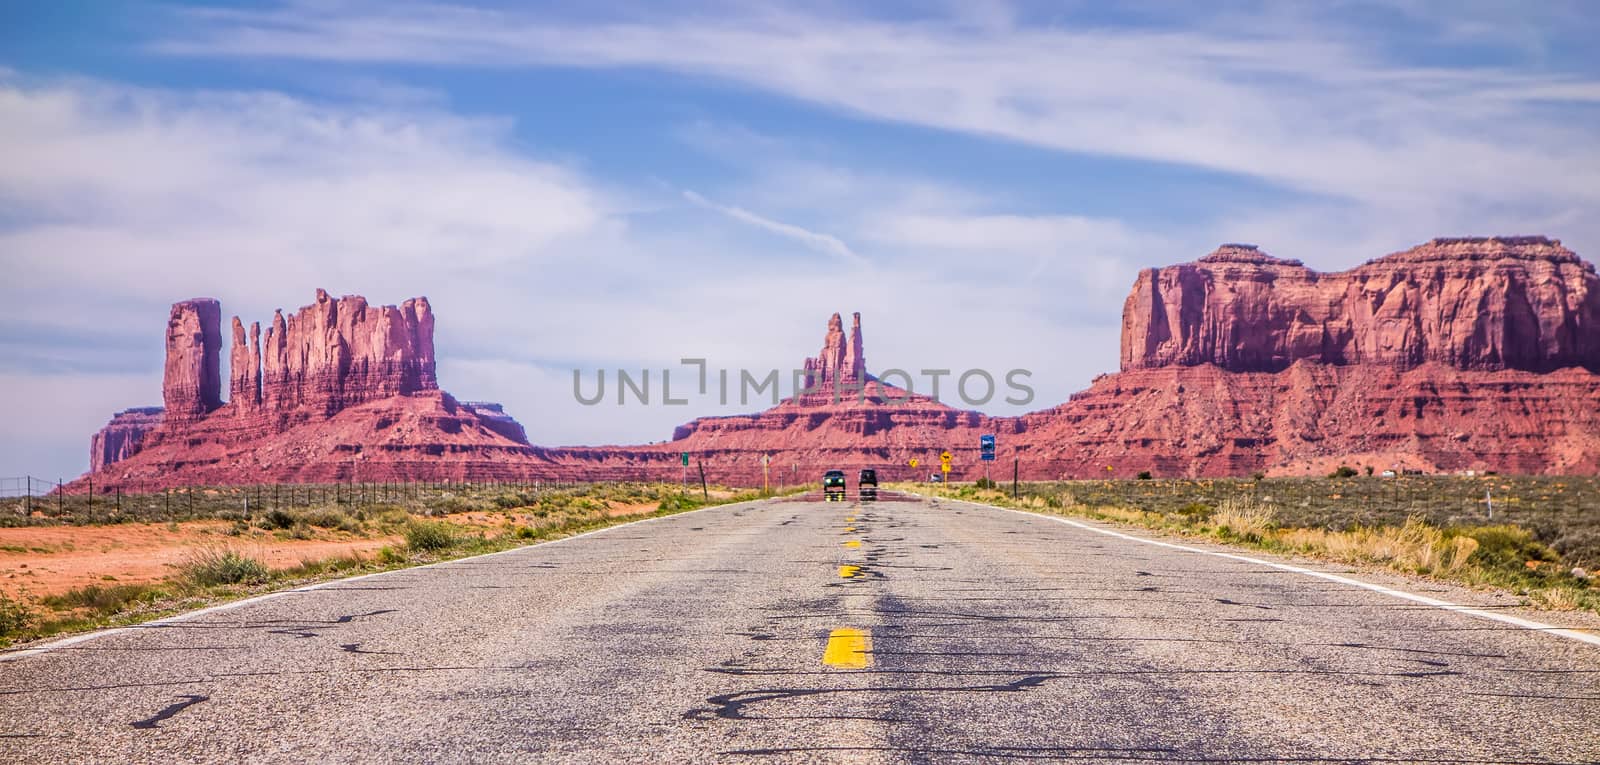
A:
931;493;1600;649
0;497;767;663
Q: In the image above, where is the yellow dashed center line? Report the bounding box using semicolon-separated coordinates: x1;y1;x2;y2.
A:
843;526;857;533
843;540;861;549
838;564;861;578
822;627;872;668
845;516;856;522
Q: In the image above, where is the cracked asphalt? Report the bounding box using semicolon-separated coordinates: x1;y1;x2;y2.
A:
2;493;1597;763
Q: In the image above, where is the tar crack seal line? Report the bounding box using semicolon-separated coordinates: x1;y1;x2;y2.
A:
131;694;209;729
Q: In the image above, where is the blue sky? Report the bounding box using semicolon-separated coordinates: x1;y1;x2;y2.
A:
3;1;1599;482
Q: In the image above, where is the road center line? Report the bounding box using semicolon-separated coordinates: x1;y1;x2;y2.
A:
822;627;872;668
843;540;862;549
838;565;861;578
937;495;1600;649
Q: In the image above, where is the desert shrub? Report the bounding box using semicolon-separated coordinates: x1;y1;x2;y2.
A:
0;593;35;635
1462;525;1560;570
41;583;163;615
975;477;997;490
431;496;486;515
260;509;296;530
658;494;701;512
376;545;406;564
515;526;538;540
1250;471;1266;481
491;491;541;509
1329;465;1359;479
1174;502;1214;520
404;520;457;551
298;507;360;533
287;554;366;577
181;547;269;586
1136;471;1153;481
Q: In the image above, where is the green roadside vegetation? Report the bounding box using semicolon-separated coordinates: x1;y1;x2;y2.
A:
903;475;1600;616
0;483;790;648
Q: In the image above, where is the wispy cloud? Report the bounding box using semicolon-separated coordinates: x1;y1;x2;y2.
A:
682;189;860;262
151;2;1600;221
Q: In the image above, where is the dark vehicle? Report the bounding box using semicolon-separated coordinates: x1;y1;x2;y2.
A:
929;473;944;483
858;469;878;501
823;470;847;502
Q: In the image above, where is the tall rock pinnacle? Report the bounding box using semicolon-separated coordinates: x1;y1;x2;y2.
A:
802;311;871;394
163;298;223;423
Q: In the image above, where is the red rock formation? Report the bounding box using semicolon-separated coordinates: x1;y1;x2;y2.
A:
1122;237;1600;374
89;407;164;473
642;311;1007;479
163;299;222;424
83;290;521;484
76;239;1600;488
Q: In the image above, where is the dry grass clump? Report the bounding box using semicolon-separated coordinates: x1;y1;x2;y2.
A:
1529;587;1581;611
1212;498;1275;541
1282;518;1478;574
1094;505;1157;526
179;546;270;586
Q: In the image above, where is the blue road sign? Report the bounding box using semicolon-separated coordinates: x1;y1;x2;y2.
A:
980;434;996;461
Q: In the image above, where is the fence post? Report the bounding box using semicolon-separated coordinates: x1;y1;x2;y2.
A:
59;479;64;515
24;476;30;515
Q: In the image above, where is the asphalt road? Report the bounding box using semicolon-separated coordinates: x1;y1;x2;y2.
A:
3;493;1598;763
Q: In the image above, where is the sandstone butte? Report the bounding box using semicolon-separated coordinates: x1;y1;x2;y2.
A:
76;236;1600;490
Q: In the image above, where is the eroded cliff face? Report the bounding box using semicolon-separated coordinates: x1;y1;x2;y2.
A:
1122;237;1600;374
253;289;438;420
89;407;164;474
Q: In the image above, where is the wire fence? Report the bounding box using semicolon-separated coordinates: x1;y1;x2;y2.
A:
0;476;606;527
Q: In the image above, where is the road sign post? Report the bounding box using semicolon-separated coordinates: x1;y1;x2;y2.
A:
762;454;771;494
980;435;995;483
939;450;952;482
681;452;689;489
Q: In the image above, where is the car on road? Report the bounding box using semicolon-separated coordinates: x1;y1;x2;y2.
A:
822;470;847;501
929;473;944;483
858;469;878;501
